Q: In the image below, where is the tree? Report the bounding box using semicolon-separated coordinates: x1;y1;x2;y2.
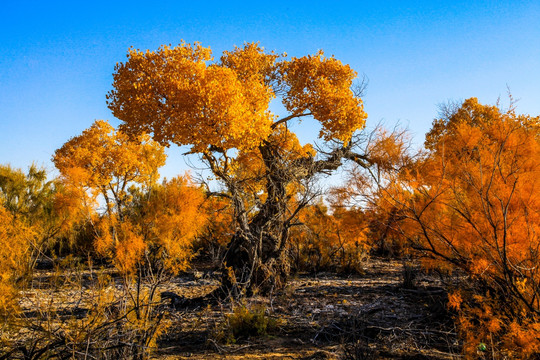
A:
107;42;370;296
52;121;206;359
53;120;167;221
53;118;172;266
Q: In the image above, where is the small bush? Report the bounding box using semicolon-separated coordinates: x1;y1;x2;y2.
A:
213;303;280;344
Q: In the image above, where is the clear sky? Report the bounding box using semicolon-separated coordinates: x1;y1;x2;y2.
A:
1;0;539;180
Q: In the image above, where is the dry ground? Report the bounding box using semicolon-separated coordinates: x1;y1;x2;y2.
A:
152;258;461;359
15;257;461;359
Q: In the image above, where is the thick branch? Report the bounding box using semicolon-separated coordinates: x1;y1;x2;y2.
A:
271;112;313;129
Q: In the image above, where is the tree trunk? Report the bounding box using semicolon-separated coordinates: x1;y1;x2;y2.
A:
220;228;290;297
215;140;295;298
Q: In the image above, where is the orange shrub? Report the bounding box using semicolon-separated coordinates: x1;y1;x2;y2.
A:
129;175;208;275
290;202;369;273
342;98;540;357
392;99;540;358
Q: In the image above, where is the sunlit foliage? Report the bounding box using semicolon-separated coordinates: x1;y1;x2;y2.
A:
53;120;167;270
0;164;82;265
0;205;34;318
53;120;166;219
128;175;208;275
108;42;365;153
44;121;202;358
413;98;540;357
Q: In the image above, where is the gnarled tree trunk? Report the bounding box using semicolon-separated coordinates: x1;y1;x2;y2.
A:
203;136;368;300
217;141;295;297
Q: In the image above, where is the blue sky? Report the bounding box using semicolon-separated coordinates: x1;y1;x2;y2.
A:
1;0;539;179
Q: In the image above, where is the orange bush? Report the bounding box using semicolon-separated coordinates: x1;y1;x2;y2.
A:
290;202;369;273
128;175;208;275
341;99;539;357
387;99;540;358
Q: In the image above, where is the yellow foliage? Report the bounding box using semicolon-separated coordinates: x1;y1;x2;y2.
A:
281;51;366;144
107;43;368;295
131;175;208;274
94;216;115;258
108;42;274;152
93;175;207;275
113;222;146;274
0;205;35;317
108;42;367;152
54;120;170;274
53;119;166;215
